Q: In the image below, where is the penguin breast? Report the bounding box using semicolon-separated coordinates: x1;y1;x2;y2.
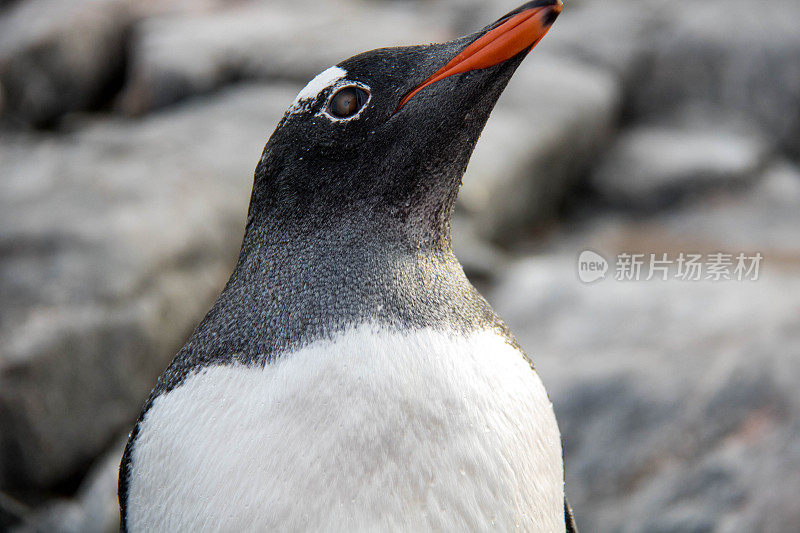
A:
125;324;565;532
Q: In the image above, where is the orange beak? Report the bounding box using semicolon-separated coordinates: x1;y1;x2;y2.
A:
396;0;563;113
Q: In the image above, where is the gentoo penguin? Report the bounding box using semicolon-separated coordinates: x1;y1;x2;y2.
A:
119;1;575;531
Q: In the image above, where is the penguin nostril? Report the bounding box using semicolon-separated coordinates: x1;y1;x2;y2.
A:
329;86;370;119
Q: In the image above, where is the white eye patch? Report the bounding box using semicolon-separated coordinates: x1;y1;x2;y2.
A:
287;66;347;115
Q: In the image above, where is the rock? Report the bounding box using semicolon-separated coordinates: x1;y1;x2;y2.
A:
649;161;800;252
0;0;133;127
0;83;296;493
459;55;621;243
494;258;800;532
489;173;800;532
629;0;800;158
117;1;451;115
12;438;124;533
535;0;663;83
0;492;29;531
589;126;770;209
752;160;800;205
451;214;509;288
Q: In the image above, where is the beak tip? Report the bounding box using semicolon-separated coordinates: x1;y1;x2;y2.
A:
543;1;563;27
397;0;562;113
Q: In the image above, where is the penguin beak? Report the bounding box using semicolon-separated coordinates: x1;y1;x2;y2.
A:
395;0;563;113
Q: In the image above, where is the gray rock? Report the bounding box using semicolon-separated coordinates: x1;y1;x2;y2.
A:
0;492;29;530
536;0;663;83
489;175;800;531
460;55;621;243
590;126;770;209
629;0;800;158
0;83;296;492
117;1;452;115
653;160;800;252
0;0;133;127
451;214;509;287
12;438;124;533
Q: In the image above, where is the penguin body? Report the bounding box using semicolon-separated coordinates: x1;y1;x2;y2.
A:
125;325;562;531
120;1;574;530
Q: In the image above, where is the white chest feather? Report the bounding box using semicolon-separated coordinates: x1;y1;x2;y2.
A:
126;325;565;532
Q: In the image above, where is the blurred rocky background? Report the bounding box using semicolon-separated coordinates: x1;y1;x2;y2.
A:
1;0;799;531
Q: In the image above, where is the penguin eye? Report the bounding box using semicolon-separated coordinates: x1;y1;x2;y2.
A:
328;86;370;118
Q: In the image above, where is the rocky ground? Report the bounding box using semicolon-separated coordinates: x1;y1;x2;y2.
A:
1;0;799;531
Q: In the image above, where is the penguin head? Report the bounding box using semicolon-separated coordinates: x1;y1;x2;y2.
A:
249;1;562;247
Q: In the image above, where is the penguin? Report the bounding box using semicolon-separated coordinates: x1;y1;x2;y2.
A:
119;1;576;531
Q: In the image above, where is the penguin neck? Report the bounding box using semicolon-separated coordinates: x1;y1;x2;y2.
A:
177;214;499;360
231;213;461;303
154;209;509;398
246;206;452;253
